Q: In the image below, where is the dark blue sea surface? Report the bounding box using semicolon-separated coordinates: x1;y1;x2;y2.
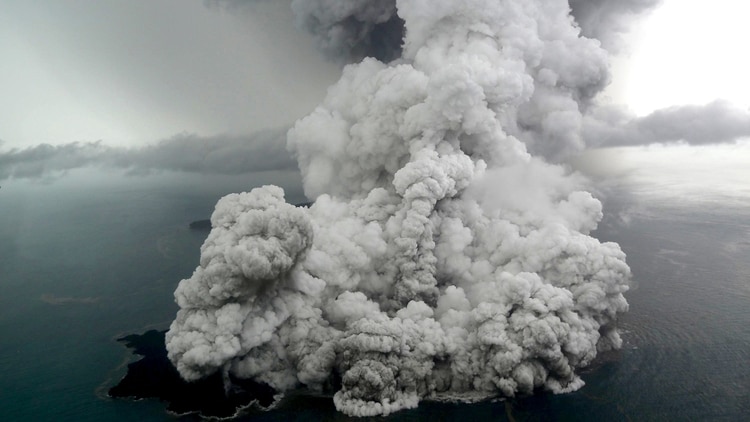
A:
1;167;749;421
0;171;302;421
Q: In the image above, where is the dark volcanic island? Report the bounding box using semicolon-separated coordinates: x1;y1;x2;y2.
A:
188;219;212;231
109;330;276;419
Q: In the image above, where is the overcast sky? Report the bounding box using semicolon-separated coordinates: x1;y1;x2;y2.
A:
1;0;749;180
608;0;750;115
0;0;339;148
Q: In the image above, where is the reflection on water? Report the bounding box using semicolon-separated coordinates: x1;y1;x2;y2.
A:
571;143;750;420
575;143;750;209
590;199;750;421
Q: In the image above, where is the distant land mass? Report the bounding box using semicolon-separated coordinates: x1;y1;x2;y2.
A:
109;330;276;419
188;201;313;231
188;219;211;231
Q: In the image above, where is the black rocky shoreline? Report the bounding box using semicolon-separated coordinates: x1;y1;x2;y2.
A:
109;330;276;419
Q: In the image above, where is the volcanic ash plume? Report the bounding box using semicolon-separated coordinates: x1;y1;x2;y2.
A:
166;0;630;416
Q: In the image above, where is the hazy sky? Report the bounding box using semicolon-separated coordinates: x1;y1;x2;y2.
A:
1;0;749;159
609;0;750;115
0;0;339;148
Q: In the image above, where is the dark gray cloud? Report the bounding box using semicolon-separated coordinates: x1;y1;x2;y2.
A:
290;0;403;62
584;100;750;147
210;0;403;62
0;129;293;181
569;0;663;51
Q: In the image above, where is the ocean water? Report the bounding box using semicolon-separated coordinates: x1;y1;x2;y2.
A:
1;149;749;421
0;170;303;421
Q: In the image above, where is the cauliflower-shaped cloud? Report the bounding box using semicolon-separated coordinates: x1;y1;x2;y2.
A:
168;0;632;416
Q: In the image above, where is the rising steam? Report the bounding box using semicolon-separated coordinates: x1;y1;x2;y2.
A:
166;0;631;416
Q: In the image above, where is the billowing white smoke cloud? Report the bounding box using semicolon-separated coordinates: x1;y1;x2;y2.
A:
219;0;661;60
167;0;631;416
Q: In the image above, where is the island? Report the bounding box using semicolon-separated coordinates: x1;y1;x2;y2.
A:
109;330;276;419
188;219;211;231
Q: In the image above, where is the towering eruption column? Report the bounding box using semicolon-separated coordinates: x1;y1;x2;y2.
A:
166;0;630;417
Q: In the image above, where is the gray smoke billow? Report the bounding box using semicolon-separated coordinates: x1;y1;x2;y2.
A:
167;0;634;416
209;0;404;62
291;0;404;62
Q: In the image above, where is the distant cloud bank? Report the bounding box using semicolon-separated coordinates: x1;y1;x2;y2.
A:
0;129;293;181
584;100;750;147
4;100;750;183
